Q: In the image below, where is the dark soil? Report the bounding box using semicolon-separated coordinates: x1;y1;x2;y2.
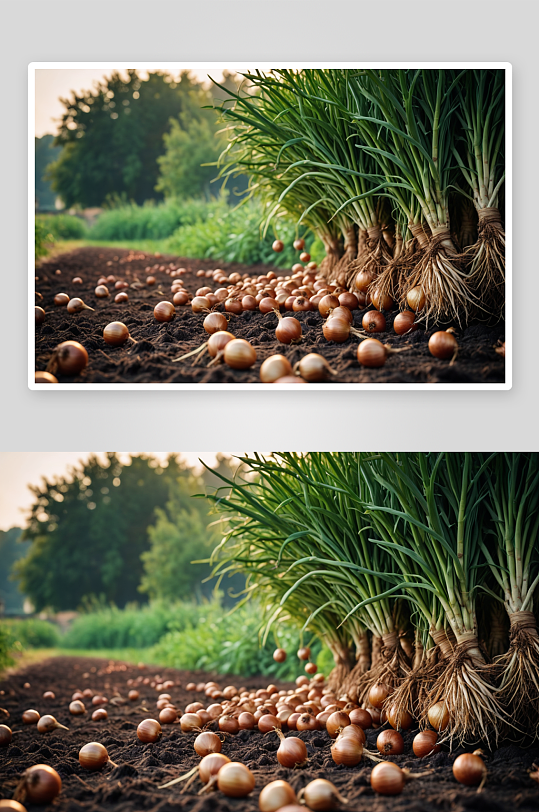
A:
1;656;537;812
34;248;505;384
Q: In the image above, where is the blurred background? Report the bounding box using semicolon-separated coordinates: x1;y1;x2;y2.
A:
0;452;330;679
34;67;323;268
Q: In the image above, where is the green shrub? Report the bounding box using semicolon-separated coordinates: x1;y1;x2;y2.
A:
35;219;52;259
89;199;212;241
36;214;87;240
3;618;60;649
0;625;14;671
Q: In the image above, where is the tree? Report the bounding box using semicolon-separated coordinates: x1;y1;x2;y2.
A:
156;111;224;200
35;136;61;210
0;528;29;613
47;70;209;207
14;454;183;611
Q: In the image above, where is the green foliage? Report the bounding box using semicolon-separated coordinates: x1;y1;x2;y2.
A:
62;600;204;649
0;625;14;672
150;600;328;681
14;454;184;611
35;135;61;210
0;527;29;613
36;214;87;240
2;618;60;649
88;198;215;241
35;219;52;259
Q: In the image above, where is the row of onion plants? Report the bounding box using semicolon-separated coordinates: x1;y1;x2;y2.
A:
203;453;538;748
213;68;505;325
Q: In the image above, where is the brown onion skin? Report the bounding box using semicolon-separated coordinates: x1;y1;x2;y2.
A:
217;762;255;797
355;271;373;292
349;708;372;729
55;341;88;375
370;761;405;796
331;735;363;766
377;729;404;755
260;356;293;383
154;302;175;322
277;736;308;768
35;306;46;324
54;293;70;306
219;715;239;735
223;339;257;369
362;311;386;333
323;318;350;343
387;705;413;731
260;297;280;314
194;731;222;756
242;295;258;311
92;709;108;722
137;719;162;743
357;338;387;368
115;292;129;304
191;296;210;313
173;291;190;306
0;800;27;812
35;371;58;384
95;285;109;298
238;712;256;730
103;322;130;346
393;311;417;335
298;353;331;382
296;714;320;732
79;742;109;771
22;710;40;724
318;295;340;318
286;712;301;730
272;240;284;253
292;297;312;313
452;753;486;786
159;707;177;724
428;331;458;360
407;286;426;312
339;291;359;310
326;711;350;738
203;312;228;334
275;317;302;344
258;714;281;733
413;730;440;757
225;298;243;315
0;724;12;746
69;700;86;715
369;683;391;710
259;779;296;812
208;331;235;358
427;701;449;732
20;765;62;804
341;724;366;745
302;779;343;810
199;753;231;784
371;289;394;311
330;305;353;324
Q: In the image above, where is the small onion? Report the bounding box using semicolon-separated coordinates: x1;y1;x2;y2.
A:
238;712;256;730
428;331;458;360
17;765;61;804
368;683;391;710
260;297;280;314
370;761;406;796
22;710;40;724
199;753;231;785
103;322;130;346
37;715;68;733
331;734;363;766
355;271;373;292
357;338;388;368
275;316;302;344
276;734;308;768
300;252;311;262
292;296;312;313
79;742;113;771
296;714;319;732
217;762;255;797
53;341;88;375
323;317;350;343
204;312;228;334
154;302;175;322
362;311;386;333
115;291;129;303
181;712;202;733
35;306;45;324
293;238;305;250
302;778;346;811
453;753;486;786
393;311;417;335
298;354;332;382
371;289;393;311
407;286;426;311
259;780;296;812
0;801;26;811
377;729;404;755
305;663;318;675
35;371;58;383
95;285;109;298
224;339;257;369
427;701;449;731
146;276;156;286
258;714;281;733
194;731;222;756
92;708;108;722
69;700;86;715
137;718;162;742
326;711;350;739
219;715;239;734
159;707;177;724
387;705;413;731
208;331;235;358
173;291;190;306
330;305;353;324
54;293;69;306
318;294;340;318
338;292;359;310
191;296;210;313
67;297;94;314
0;724;12;746
340;724;366;745
349;708;372;729
128;690;139;701
242;295;257;311
413;730;440;757
272;240;284;252
259;355;291;382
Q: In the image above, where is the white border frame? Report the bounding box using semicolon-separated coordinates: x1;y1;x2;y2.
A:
29;62;512;391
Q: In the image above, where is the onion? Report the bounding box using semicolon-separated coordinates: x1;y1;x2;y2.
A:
273;648;287;663
208;331;235;357
223;339;257;369
276;732;308;768
15;765;61;804
413;730;440;757
296;713;320;731
128;690;139;701
95;285;109;298
340;724;366;745
217;762;255;797
293;238;305;250
35;306;46;324
260;297;280;313
199;753;231;784
275;316;302;344
377;729;404;755
241;295;258;310
428;331;458;360
301;778;347;810
159;707;177;724
69;700;86;715
79;742;116;771
427;701;449;731
330;305;353;324
286;712;301;730
51;341;88;375
0;801;26;811
67;297;94;314
192;296;210;313
54;293;70;306
260;355;292;383
357;338;389;368
338;292;359;310
407;286;426;311
393;311;417;335
355;271;373;292
225;298;243;315
35;371;58;383
292;296;312;312
37;715;68;733
154;302;175;322
173;291;190;306
323;317;350;343
22;710;40;724
146;276;156;285
349;708;372;728
387;704;413;731
370;761;406;795
180;712;202;732
326;711;350;738
371;289;394;311
272;240;284;252
0;724;12;746
305;663;317;675
259;779;296;812
331;734;363;766
258;714;281;733
238;712;256;730
207;703;223;719
362;311;386;333
298;353;333;382
137;718;162;742
92;708;108;721
203;312;228;334
115;292;129;303
453;752;487;787
318;294;340;317
368;683;391;709
103;322;130;346
219;715;239;734
194;731;222;756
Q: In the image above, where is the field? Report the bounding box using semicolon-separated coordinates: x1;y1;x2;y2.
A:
1;655;538;812
34;247;505;384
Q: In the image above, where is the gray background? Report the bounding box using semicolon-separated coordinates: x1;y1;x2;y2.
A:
2;0;535;451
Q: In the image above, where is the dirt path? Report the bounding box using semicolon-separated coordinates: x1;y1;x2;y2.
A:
35;248;505;384
1;656;537;811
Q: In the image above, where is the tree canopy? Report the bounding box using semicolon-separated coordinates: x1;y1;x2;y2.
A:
0;527;29;613
35;135;61;210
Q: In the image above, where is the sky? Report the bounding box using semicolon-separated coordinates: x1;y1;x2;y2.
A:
0;452;247;531
35;67;244;137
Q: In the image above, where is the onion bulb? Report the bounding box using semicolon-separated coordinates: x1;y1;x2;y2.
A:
349;708;372;729
173;291;190;306
377;729;404;755
338;292;359;310
181;712;202;732
54;293;69;306
323;317;350;343
301;778;347;810
258;714;281;733
393;311;417;335
191;296;210;313
355;271;373;292
276;731;308;768
194;731;222;756
413;730;440;757
368;683;391;709
103;322;130;346
137;718;162;742
238;712;256;730
115;292;129;303
208;331;235;358
92;708;108;722
35;371;58;383
318;294;340;318
159;707;177;724
35;306;45;324
218;715;239;734
69;700;86;715
223;339;257;369
259;780;296;812
326;711;350;739
453;752;487;787
37;715;68;734
362;311;386;333
272;240;284;252
293;238;305;250
260;355;292;383
407;286;425;312
204;312;228;334
67;298;94;314
154;302;175;322
427;701;449;731
298;353;333;382
50;341;88;375
0;724;11;746
95;285;109;298
331;734;363;766
370;761;407;795
357;338;393;368
199;753;231;784
275;316;302;344
79;742;116;771
305;662;317;675
371;289;394;311
0;801;26;811
217;762;255;797
428;331;458;361
387;705;413;731
15;765;61;805
22;710;40;724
